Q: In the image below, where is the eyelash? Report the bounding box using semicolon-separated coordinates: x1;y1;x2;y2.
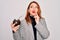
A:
30;6;33;8
30;6;38;8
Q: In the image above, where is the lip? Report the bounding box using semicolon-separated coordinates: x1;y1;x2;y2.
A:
32;11;35;13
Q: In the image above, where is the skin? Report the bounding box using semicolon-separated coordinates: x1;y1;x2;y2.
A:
28;3;40;24
29;3;38;16
11;3;40;32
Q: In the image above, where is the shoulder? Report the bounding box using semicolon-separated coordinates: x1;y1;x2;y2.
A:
40;17;45;21
20;18;27;26
39;17;46;24
18;19;26;29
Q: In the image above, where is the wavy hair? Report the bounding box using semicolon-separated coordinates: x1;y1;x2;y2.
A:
25;1;42;24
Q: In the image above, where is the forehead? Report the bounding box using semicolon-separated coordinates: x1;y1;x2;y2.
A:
30;3;38;6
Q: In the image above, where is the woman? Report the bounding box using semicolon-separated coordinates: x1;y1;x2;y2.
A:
11;1;50;40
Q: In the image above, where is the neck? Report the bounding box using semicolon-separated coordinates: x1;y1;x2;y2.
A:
30;15;34;17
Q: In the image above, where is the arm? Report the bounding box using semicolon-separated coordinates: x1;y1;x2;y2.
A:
13;25;22;40
35;18;50;39
12;19;26;40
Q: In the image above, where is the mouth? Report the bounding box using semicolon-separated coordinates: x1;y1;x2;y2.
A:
32;11;35;13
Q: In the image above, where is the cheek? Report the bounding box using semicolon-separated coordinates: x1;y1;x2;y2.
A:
35;8;38;13
30;8;33;12
29;8;33;13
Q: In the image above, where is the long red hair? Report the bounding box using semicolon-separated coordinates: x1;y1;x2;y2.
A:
25;1;42;24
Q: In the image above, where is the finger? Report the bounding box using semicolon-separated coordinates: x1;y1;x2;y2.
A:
15;25;20;30
12;25;20;32
11;23;16;28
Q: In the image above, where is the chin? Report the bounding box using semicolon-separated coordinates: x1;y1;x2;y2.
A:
32;14;36;16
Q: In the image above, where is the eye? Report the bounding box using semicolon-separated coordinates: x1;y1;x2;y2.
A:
35;6;38;8
30;6;33;8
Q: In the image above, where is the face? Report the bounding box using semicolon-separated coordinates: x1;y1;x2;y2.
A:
28;3;38;16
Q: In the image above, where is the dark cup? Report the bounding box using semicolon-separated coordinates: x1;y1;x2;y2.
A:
13;19;21;26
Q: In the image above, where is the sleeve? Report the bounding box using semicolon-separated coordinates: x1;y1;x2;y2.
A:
12;25;22;40
35;18;50;39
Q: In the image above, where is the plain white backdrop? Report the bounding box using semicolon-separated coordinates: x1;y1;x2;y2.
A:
0;0;60;40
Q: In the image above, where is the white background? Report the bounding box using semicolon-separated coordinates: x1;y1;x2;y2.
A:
0;0;60;40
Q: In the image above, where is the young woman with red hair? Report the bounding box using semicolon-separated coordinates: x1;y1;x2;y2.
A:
11;1;50;40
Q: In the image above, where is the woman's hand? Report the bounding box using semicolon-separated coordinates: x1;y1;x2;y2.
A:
11;19;21;33
11;23;20;32
34;14;40;24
